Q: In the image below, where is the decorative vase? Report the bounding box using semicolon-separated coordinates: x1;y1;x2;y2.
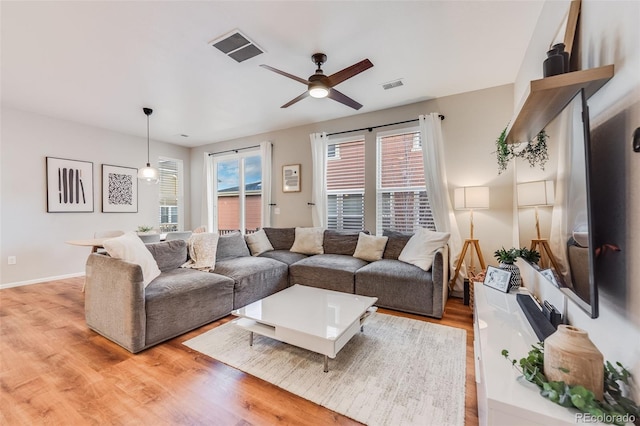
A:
499;263;522;290
543;47;564;77
552;42;570;73
544;325;604;400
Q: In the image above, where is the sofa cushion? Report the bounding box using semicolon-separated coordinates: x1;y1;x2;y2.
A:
146;239;188;271
398;227;450;271
289;254;368;293
323;229;367;255
382;229;413;260
103;231;161;287
259;249;308;265
263;227;295;250
355;259;440;317
144;269;235;346
245;229;274;256
353;233;388;262
216;232;250;261
290;227;324;255
213;257;289;309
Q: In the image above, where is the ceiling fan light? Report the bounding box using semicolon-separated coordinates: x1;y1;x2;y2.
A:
308;82;329;98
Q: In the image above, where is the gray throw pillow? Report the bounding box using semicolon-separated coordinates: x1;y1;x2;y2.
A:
216;232;250;261
323;229;369;255
146;239;188;271
262;227;295;250
382;229;414;260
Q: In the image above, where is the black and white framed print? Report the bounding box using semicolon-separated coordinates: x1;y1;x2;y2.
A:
46;157;94;212
483;265;512;293
102;164;138;213
282;164;301;192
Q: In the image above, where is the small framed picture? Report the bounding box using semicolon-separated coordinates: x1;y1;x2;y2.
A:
102;164;138;213
540;269;559;287
46;157;94;212
483;265;512;293
282;164;301;192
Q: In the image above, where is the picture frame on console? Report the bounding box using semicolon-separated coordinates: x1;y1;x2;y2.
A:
101;164;138;213
483;266;511;293
282;164;301;192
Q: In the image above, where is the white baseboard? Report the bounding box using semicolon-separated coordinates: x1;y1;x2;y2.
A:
0;272;85;289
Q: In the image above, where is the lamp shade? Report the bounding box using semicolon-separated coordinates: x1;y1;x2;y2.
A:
517;180;555;207
454;186;490;210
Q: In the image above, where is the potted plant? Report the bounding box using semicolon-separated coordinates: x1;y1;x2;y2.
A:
494;247;522;290
137;225;155;235
495;127;549;174
519;247;541;265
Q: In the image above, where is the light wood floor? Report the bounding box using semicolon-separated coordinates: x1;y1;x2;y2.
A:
0;277;478;425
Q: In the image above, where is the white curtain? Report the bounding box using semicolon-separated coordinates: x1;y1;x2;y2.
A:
201;152;215;233
310;132;327;227
260;141;273;227
549;100;577;285
419;113;465;292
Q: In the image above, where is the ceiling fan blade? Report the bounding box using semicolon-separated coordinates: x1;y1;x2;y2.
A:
327;88;363;110
281;91;310;108
326;59;373;88
260;64;308;85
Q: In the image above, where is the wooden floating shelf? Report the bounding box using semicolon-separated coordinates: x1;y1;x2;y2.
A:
506;64;614;144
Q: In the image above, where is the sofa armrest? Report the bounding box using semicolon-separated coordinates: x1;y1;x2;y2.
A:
85;253;147;353
431;246;449;318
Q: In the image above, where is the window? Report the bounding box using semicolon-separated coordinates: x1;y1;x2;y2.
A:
213;150;262;234
326;137;365;231
376;129;435;234
158;158;183;232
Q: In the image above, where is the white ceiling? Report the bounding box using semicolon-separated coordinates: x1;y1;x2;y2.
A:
1;1;544;147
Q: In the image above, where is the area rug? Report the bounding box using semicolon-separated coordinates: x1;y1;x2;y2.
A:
184;313;466;426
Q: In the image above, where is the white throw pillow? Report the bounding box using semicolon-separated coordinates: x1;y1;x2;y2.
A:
103;231;161;287
289;227;325;255
182;232;219;271
245;229;274;256
353;232;389;262
398;228;450;271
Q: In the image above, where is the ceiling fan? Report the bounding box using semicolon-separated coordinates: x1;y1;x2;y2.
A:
260;53;373;110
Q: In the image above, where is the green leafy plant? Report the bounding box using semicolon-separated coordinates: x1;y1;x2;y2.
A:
502;343;640;425
137;225;154;233
495;127;549;174
494;247;520;264
519;247;541;265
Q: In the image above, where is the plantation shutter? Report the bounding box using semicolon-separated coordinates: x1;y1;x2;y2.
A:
159;159;179;229
326;138;365;231
376;130;435;234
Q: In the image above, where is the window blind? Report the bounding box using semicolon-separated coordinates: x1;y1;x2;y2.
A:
326;138;365;231
376;130;435;234
159;159;179;231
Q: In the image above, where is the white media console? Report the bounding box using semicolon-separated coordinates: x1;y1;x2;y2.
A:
473;283;605;425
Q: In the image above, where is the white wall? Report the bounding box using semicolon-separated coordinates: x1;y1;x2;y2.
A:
0;107;191;286
514;0;640;369
191;85;516;271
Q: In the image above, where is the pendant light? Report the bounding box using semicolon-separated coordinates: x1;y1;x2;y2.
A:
138;107;159;184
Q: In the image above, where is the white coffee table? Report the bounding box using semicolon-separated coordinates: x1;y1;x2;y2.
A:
231;284;378;372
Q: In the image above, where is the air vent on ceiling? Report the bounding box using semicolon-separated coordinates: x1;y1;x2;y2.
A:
382;79;404;90
209;30;264;63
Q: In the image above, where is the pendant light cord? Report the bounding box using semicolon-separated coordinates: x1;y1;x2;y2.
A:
146;114;151;166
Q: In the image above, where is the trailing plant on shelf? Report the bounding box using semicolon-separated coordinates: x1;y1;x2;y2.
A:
495;127;550;174
519;247;541;265
502;343;640;425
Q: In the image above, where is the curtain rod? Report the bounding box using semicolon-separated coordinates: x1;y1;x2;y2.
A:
325;114;445;137
208;145;260;156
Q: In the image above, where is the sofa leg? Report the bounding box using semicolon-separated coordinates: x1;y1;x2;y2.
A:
324;355;329;373
249;331;254;347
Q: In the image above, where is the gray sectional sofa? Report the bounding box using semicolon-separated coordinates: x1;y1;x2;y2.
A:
84;228;448;353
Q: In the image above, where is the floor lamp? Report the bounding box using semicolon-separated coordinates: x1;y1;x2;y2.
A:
517;180;561;272
449;186;489;291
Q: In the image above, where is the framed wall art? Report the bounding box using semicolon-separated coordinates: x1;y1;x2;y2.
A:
102;164;138;213
483;265;512;293
282;164;301;192
46;157;94;212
